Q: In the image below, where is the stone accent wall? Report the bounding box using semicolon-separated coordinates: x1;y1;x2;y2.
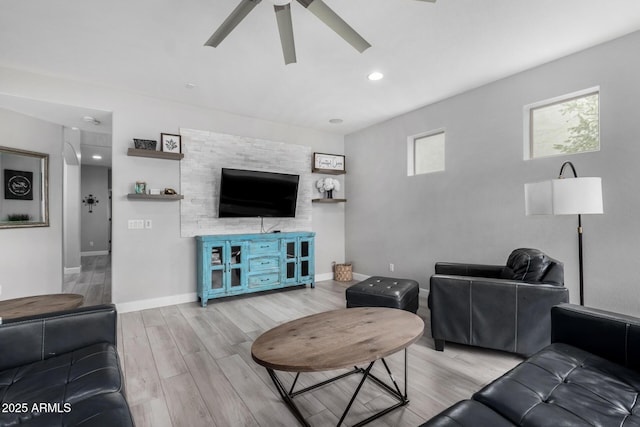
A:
180;128;312;237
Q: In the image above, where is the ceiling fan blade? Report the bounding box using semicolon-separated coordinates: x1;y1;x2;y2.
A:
296;0;371;53
204;0;262;47
274;4;297;64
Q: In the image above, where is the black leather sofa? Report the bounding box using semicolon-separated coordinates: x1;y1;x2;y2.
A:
0;304;134;426
429;248;568;356
422;303;640;426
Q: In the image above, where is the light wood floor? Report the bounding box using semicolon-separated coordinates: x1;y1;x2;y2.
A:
63;255;112;306
117;281;523;427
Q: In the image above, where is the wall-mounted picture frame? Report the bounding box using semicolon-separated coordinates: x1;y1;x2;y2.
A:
312;152;346;174
4;169;33;200
161;133;181;153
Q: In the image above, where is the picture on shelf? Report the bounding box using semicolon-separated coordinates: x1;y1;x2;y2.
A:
313;152;345;172
161;133;181;153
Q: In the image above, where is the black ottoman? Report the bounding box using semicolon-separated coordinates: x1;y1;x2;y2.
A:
346;276;419;313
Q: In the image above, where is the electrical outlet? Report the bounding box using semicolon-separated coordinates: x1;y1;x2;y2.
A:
145;219;152;229
389;263;395;272
89;241;94;247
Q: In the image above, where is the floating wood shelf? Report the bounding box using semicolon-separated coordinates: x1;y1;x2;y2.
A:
311;168;346;175
312;198;346;203
127;148;184;160
127;193;184;201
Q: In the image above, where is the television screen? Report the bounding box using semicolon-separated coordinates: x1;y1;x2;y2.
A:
218;168;300;218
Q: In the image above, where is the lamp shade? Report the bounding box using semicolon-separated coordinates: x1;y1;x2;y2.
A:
525;177;603;216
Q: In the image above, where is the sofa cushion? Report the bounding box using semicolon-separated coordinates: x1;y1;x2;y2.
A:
0;343;129;426
419;400;516;427
501;248;551;282
474;343;640;426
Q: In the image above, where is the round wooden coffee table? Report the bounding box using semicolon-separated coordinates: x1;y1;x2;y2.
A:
252;307;424;427
0;294;84;321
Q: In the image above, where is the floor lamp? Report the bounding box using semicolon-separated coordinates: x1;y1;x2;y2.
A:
524;161;603;306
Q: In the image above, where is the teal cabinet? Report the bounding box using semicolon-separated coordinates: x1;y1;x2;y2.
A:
196;232;315;306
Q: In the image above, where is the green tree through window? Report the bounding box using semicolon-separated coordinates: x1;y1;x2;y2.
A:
529;90;599;159
553;93;599;154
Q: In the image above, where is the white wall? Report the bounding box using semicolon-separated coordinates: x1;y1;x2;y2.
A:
0;66;345;309
63;127;81;272
345;31;640;316
0;108;63;299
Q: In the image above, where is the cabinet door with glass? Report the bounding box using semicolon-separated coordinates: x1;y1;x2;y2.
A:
283;237;315;288
225;241;247;294
298;236;315;287
200;242;227;303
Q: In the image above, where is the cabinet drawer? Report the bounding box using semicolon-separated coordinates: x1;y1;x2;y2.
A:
249;273;280;288
249;240;279;254
249;256;279;272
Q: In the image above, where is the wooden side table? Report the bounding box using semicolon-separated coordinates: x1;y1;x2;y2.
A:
0;294;84;321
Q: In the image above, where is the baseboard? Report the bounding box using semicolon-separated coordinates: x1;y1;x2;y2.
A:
116;292;198;313
315;272;334;282
316;272;370;282
64;266;81;275
81;250;109;256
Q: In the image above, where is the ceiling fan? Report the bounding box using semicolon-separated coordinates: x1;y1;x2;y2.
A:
205;0;436;64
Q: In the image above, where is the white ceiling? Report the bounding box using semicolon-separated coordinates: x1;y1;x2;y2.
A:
0;94;112;167
1;0;640;135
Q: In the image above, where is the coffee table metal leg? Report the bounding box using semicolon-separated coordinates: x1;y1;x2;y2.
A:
266;368;310;427
336;361;375;426
266;348;410;427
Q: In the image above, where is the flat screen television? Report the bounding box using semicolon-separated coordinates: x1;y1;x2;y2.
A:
218;168;300;218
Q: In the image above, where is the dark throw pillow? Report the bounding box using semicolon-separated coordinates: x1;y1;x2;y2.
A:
503;248;552;282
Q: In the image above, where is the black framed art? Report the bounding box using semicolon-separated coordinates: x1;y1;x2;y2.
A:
4;169;33;200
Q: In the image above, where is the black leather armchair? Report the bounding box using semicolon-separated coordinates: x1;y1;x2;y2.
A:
429;248;569;356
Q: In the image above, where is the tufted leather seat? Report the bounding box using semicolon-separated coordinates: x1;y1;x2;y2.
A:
0;304;133;427
345;276;419;313
422;303;640;426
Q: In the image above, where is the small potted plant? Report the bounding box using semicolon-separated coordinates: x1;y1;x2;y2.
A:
7;213;30;222
316;178;341;199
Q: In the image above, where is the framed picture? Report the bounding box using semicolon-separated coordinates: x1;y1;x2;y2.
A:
161;133;181;153
4;169;34;200
312;152;346;173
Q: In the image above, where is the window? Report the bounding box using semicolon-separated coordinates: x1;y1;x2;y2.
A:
408;130;445;176
525;87;600;159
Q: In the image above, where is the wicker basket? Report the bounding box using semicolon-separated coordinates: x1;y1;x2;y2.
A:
335;263;353;282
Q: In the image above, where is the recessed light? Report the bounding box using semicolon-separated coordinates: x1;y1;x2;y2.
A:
329;118;343;124
92;155;102;160
367;71;384;81
185;83;197;89
71;127;79;131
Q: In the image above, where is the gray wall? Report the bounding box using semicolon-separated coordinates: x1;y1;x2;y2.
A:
0;108;63;299
345;31;640;316
80;165;110;253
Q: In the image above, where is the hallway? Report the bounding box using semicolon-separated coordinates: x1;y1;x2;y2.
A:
64;254;111;306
